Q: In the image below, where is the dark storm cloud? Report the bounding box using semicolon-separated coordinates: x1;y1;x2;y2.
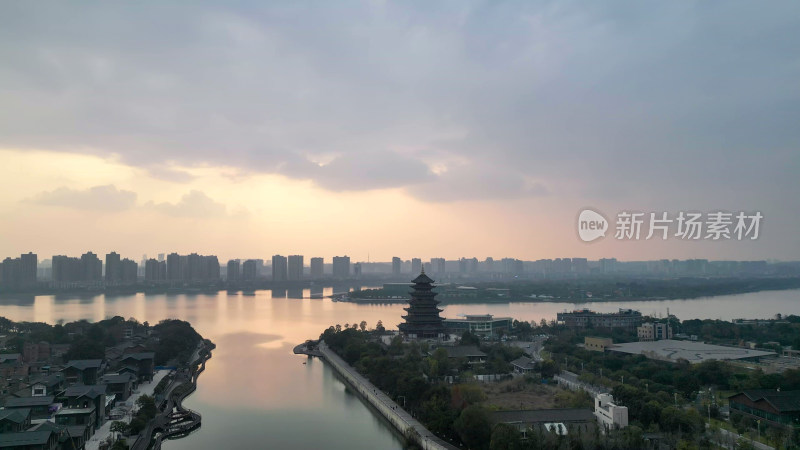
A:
0;1;798;205
29;185;137;211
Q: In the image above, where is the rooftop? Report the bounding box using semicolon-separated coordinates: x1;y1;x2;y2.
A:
4;396;54;408
0;408;30;424
510;356;536;370
121;352;155;361
490;409;596;424
101;373;137;384
65;384;106;399
731;390;800;413
441;346;487;358
64;359;103;370
0;430;54;447
608;339;775;363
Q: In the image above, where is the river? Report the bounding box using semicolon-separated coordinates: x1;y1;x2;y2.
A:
0;287;798;449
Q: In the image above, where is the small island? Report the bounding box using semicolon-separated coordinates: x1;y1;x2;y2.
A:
0;316;213;450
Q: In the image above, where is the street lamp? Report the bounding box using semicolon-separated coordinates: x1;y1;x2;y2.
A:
757;419;761;442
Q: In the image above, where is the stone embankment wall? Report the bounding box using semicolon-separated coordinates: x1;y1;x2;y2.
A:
318;341;460;450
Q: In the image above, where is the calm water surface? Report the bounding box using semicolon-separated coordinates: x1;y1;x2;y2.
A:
1;288;799;449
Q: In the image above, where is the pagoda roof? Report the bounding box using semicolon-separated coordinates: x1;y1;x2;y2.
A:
412;271;434;284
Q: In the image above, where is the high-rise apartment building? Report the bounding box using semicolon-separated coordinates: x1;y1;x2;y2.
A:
392;257;401;275
81;252;102;282
227;260;241;282
309;257;324;279
242;259;257;281
272;255;288;281
105;252;121;283
332;256;350;278
431;258;446;274
288;255;303;281
411;258;422;275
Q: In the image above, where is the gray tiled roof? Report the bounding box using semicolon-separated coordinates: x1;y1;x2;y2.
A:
0;408;30;424
442;346;486;358
0;430;54;447
64;359;102;370
491;408;596;425
65;384;106;399
4;396;54;408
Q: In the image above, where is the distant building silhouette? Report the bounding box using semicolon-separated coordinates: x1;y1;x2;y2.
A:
227;260;241;282
145;258;166;282
0;253;37;290
287;255;303;281
272;255;288;281
81;252;102;282
242;259;257;281
353;262;362;278
121;258;138;284
309;257;324;279
431;258;446;275
105;252;121;283
411;258;422;275
332;256;350;279
392;257;401;276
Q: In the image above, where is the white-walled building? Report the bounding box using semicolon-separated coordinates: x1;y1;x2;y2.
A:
594;393;628;430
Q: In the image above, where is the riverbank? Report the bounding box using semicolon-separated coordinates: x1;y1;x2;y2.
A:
131;340;214;450
299;341;459;450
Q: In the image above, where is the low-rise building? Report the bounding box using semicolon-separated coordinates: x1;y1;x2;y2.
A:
584;337;613;352
490;409;597;437
0;430;59;450
594;393;628;431
0;408;31;433
62;359;104;385
3;396;55;420
119;352;155;382
101;373;137;401
64;384;106;427
637;322;673;341
511;356;536;374
444;315;513;337
729;390;800;427
440;346;487;365
556;309;642;329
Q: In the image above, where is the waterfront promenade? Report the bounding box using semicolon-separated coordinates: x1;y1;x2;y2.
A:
86;369;170;450
316;341;460;450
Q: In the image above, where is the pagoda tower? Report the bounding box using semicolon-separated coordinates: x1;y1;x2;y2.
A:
399;268;445;339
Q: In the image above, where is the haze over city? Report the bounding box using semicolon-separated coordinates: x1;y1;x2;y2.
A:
1;1;798;262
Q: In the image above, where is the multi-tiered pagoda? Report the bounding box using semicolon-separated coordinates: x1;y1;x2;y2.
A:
398;268;445;339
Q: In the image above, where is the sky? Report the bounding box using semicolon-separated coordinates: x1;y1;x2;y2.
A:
1;1;798;263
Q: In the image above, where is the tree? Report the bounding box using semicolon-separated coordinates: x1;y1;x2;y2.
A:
136;395;157;419
490;423;523;450
454;405;491;450
110;440;129;450
110;421;129;436
359;320;367;331
461;331;481;347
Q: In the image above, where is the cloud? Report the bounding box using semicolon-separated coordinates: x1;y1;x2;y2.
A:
0;1;798;206
408;162;548;203
148;190;227;218
29;185;137;211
